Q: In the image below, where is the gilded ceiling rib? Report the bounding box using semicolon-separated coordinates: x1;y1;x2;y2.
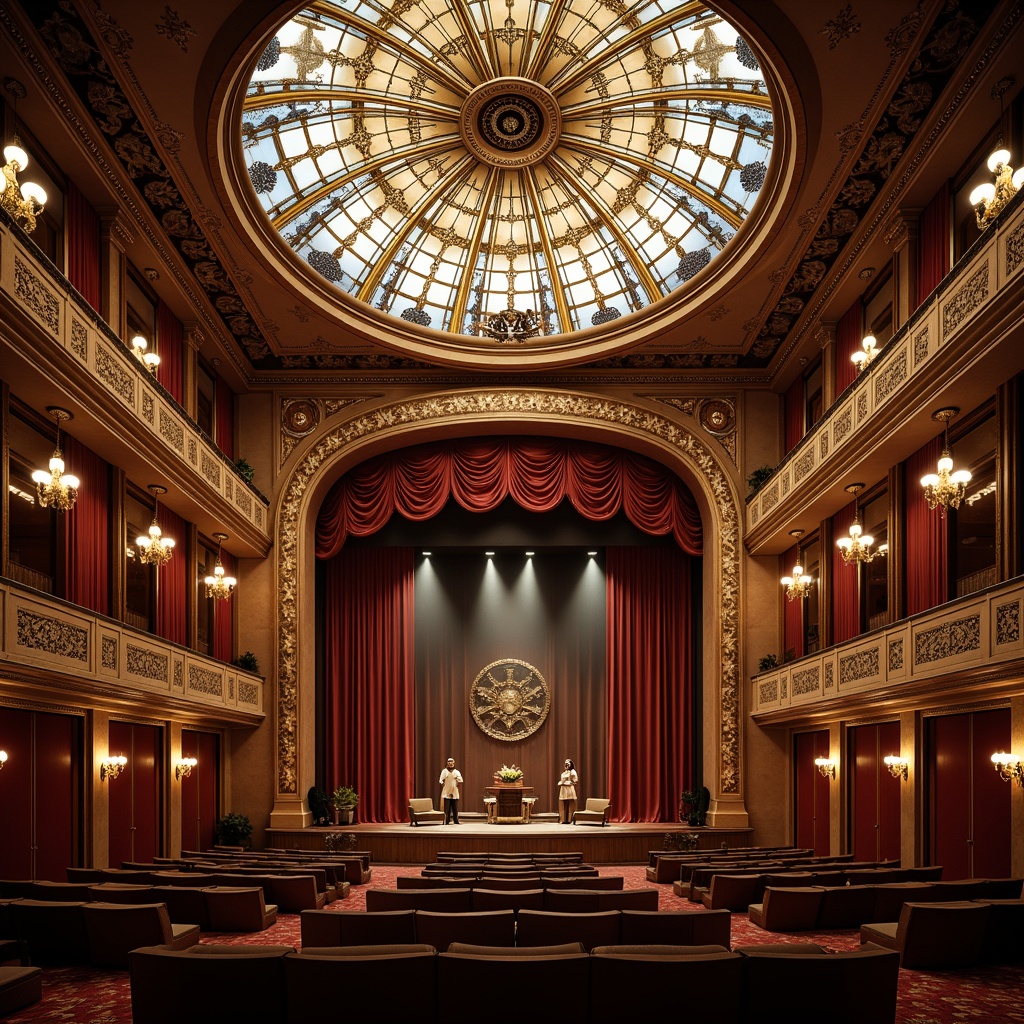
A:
243;87;462;121
445;0;500;82
522;0;572;82
565;87;773;118
519;168;574;332
450;168;505;333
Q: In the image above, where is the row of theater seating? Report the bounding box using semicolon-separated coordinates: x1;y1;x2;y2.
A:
395;874;625;890
366;885;659;914
0;899;201;968
860;898;1024;968
173;847;374;884
127;940;900;1024
747;877;1024;933
301;905;728;949
61;867;340;911
645;845;824;883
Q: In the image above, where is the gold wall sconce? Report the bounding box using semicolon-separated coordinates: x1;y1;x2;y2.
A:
100;755;127;781
883;755;909;781
991;751;1023;787
814;757;837;780
175;757;197;780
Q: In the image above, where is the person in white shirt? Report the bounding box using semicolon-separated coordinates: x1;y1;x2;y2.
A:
558;757;579;823
439;757;463;824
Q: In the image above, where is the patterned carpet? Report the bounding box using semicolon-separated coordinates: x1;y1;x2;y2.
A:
6;865;1023;1023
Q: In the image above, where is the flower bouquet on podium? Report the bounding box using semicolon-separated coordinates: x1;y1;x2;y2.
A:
496;764;524;786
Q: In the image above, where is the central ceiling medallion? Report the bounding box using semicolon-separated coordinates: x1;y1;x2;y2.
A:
460;79;562;168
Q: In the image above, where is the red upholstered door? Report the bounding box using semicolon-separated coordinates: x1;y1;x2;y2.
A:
795;730;831;856
928;708;1010;879
180;730;219;853
108;721;163;866
850;721;901;863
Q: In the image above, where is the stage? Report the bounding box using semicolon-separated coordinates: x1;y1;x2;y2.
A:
266;821;754;865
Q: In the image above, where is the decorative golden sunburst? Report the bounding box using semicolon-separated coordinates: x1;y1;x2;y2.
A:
242;0;773;346
470;657;550;741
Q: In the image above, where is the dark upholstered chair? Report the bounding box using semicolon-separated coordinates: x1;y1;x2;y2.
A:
365;887;473;912
203;886;278;932
470;888;545;913
86;882;157;904
283;947;437;1024
149;885;212;930
409;797;445;826
700;873;763;911
869;882;941;922
515;909;621;951
29;880;95;902
301;908;417;948
748;886;823;932
737;944;900;1023
0;966;43;1017
7;900;92;964
618;909;731;948
437;950;589;1024
414;909;515;951
84;902;200;968
572;798;611;826
814;884;877;929
974;898;1024;963
588;947;744;1024
544;875;623;890
129;944;294;1024
860;900;990;969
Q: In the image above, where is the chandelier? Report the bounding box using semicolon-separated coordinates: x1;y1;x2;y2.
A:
136;485;175;566
31;407;79;512
837;483;884;564
1;79;47;234
920;407;971;514
781;529;813;601
475;306;548;343
204;533;237;600
850;334;877;373
969;79;1024;228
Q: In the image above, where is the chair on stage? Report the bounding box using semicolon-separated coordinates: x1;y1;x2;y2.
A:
572;798;611;826
408;797;445;826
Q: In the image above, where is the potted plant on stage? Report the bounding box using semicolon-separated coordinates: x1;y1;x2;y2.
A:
332;785;359;825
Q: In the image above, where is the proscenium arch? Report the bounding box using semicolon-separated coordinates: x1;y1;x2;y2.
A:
270;389;744;827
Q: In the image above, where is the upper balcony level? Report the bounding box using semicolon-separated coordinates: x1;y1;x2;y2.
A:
0;214;271;558
745;191;1024;557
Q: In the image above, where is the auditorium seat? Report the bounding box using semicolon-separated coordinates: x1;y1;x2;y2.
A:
869;882;941;922
747;886;823;932
814;884;877;930
974;898;1024;963
860;900;990;969
736;943;900;1023
414;909;515;951
129;943;295;1024
515;909;621;951
86;882;157;904
301;908;417;947
83;901;200;968
618;909;731;948
408;797;445;826
699;873;763;911
470;888;545;913
0;965;43;1017
29;880;95;901
365;887;473;912
149;885;212;931
7;899;92;965
572;798;611;826
203;886;278;932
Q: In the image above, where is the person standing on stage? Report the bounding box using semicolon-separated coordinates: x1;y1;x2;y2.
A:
439;756;463;824
558;757;579;823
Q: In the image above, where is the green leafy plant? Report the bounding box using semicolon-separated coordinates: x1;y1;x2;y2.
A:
234;651;260;673
324;831;358;853
496;764;524;782
215;812;253;848
747;465;774;494
757;653;779;672
234;457;255;484
331;785;359;809
663;831;700;851
307;786;330;827
680;786;711;827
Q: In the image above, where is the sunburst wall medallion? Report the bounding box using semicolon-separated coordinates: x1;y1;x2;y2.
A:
471;657;551;741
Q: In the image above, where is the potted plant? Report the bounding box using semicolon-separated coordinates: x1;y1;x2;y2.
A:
757;653;779;672
307;785;330;827
234;457;255;485
747;465;774;495
233;651;260;673
215;811;253;849
331;785;359;825
495;764;524;786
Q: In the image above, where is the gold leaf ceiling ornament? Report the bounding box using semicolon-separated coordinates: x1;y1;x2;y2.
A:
242;0;774;349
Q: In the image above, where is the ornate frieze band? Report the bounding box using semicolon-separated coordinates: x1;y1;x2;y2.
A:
276;390;741;796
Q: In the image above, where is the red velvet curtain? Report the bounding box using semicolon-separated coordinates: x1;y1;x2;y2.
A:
156;301;184;405
324;548;415;823
835;299;862;396
784;376;804;455
66;182;100;311
783;542;804;660
916;181;950;306
215;377;234;459
213;548;235;663
905;437;948;615
316;439;702;558
62;436;110;616
606;546;694;821
155;505;187;646
831;501;860;645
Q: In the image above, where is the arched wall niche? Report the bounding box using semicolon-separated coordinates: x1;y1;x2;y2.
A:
269;389;746;828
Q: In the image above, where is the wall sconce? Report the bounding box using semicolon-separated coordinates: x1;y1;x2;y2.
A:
991;751;1024;787
0;749;7;769
851;334;877;372
100;755;127;780
883;755;909;780
969;78;1024;228
175;757;197;780
1;78;47;234
131;334;160;372
814;757;837;780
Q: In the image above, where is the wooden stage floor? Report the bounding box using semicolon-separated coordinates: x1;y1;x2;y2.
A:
267;821;753;865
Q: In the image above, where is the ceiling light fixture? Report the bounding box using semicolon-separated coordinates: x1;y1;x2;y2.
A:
1;78;46;234
31;407;80;512
781;529;813;600
969;78;1024;228
920;407;972;515
204;533;236;600
851;334;877;372
136;485;175;566
837;484;885;564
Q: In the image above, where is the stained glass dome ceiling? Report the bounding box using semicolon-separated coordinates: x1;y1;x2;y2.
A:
242;0;775;351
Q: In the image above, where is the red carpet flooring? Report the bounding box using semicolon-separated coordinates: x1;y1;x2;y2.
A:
6;865;1023;1023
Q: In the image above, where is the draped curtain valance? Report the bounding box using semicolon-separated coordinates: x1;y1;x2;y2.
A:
315;438;703;558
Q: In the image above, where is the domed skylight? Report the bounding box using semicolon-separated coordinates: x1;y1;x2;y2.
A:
242;0;773;346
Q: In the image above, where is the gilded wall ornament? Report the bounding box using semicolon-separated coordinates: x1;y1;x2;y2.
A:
470;658;551;741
